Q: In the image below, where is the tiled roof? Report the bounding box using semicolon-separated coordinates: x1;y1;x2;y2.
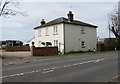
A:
34;17;97;29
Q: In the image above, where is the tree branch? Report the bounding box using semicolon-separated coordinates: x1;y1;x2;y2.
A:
111;26;120;38
108;3;120;38
0;0;28;17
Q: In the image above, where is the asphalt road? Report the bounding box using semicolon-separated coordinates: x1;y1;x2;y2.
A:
2;51;119;82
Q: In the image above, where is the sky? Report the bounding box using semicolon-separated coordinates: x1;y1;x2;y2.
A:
0;0;119;42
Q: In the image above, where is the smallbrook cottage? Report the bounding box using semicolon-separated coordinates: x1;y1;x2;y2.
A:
33;11;97;54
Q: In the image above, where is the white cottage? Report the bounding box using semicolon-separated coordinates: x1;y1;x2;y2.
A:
34;11;97;54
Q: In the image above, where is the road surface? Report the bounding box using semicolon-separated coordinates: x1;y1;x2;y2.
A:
2;51;119;82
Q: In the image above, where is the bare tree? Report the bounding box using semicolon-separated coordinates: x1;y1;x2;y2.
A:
108;1;120;50
108;2;120;38
0;0;27;17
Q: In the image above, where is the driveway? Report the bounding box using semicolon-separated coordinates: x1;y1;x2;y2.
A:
1;50;31;65
1;50;31;57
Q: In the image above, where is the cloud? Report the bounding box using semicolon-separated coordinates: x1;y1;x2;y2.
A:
2;25;34;41
1;2;118;41
2;22;26;28
22;0;120;2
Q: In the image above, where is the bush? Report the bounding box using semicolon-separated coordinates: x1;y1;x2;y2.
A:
41;42;45;45
46;42;52;46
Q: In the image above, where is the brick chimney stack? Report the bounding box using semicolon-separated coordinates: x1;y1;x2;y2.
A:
41;19;46;25
67;11;74;22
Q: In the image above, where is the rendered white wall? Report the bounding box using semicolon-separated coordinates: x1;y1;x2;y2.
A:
34;23;64;52
64;24;97;53
34;23;97;53
29;38;35;46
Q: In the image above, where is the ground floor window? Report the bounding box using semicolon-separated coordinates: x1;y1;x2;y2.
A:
38;41;41;47
54;40;58;47
81;41;85;48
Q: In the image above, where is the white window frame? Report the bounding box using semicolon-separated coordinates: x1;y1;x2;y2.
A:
81;27;85;34
38;41;41;47
81;41;85;48
53;26;58;34
54;40;58;47
45;27;49;35
38;29;41;36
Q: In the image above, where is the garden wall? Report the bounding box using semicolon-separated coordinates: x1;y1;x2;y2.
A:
5;46;30;51
31;46;58;56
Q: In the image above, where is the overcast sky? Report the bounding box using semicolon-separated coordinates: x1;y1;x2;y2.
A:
0;0;119;41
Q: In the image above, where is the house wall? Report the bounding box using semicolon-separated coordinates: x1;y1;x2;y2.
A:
29;38;35;46
34;23;64;52
64;24;97;53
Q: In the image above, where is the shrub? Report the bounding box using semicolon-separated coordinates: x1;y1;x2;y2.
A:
41;42;45;45
46;42;52;46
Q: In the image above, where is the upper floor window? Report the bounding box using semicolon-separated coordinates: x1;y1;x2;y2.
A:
81;41;85;48
53;26;58;34
38;29;41;36
45;27;49;35
81;27;85;34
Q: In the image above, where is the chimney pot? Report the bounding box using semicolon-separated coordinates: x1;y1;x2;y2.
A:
41;19;46;25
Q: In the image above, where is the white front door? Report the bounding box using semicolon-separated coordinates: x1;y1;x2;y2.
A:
38;41;41;47
60;44;64;54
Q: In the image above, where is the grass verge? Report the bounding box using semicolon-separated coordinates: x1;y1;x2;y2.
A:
33;50;119;57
